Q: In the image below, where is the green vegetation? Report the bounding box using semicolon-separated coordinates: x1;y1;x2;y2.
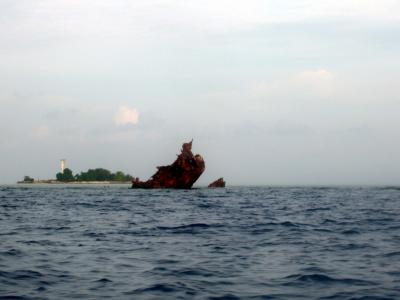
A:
22;176;34;183
56;168;74;182
56;168;133;182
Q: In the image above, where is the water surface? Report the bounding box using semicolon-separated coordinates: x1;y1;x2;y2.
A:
1;185;400;299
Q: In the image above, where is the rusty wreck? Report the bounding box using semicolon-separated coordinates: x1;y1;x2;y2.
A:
131;140;205;189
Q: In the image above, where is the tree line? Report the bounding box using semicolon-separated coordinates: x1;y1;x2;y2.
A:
56;168;133;182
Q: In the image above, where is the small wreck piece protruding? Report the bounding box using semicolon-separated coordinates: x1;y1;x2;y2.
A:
132;140;205;189
208;177;226;188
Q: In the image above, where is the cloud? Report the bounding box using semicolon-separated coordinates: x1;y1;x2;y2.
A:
251;69;336;100
114;106;139;126
2;0;399;51
303;0;400;23
295;69;336;95
296;69;334;82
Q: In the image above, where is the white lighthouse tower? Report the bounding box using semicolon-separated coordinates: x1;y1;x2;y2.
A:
60;159;66;174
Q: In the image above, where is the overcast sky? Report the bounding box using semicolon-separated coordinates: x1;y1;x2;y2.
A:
1;0;400;185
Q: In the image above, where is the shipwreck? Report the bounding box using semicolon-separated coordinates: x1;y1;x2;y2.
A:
132;140;206;189
208;177;226;188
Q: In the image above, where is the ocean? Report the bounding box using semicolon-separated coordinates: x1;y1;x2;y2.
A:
0;185;399;300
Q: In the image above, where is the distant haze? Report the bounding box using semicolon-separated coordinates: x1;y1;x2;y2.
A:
1;1;400;185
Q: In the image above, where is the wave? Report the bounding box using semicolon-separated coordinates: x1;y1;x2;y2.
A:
94;278;112;283
0;249;24;257
0;296;37;300
125;283;181;295
383;251;400;257
252;221;301;228
209;294;241;300
305;207;331;212
341;229;360;235
157;223;211;230
0;270;43;280
336;243;376;251
283;273;374;286
155;223;223;234
331;296;396;300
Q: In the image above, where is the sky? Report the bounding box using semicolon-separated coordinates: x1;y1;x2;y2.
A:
1;0;400;185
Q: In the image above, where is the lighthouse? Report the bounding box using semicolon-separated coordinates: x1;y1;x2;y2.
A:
60;159;66;174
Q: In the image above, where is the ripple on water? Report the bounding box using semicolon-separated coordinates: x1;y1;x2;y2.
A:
155;223;222;234
282;273;375;286
0;186;399;299
124;282;196;297
0;270;43;281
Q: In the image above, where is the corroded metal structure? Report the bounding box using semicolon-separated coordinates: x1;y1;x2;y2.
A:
131;140;205;189
208;178;226;188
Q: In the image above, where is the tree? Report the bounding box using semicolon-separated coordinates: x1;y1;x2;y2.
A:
56;172;62;181
94;168;111;181
23;176;34;183
56;168;74;182
124;173;133;181
113;171;126;181
73;168;133;182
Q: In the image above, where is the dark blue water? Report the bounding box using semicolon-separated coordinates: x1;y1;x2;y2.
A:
1;186;400;300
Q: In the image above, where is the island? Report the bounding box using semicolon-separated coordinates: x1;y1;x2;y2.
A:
18;168;133;184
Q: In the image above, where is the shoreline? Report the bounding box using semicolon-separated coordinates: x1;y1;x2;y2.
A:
17;181;131;185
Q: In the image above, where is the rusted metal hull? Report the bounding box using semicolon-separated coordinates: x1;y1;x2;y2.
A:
208;178;226;188
131;140;205;189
